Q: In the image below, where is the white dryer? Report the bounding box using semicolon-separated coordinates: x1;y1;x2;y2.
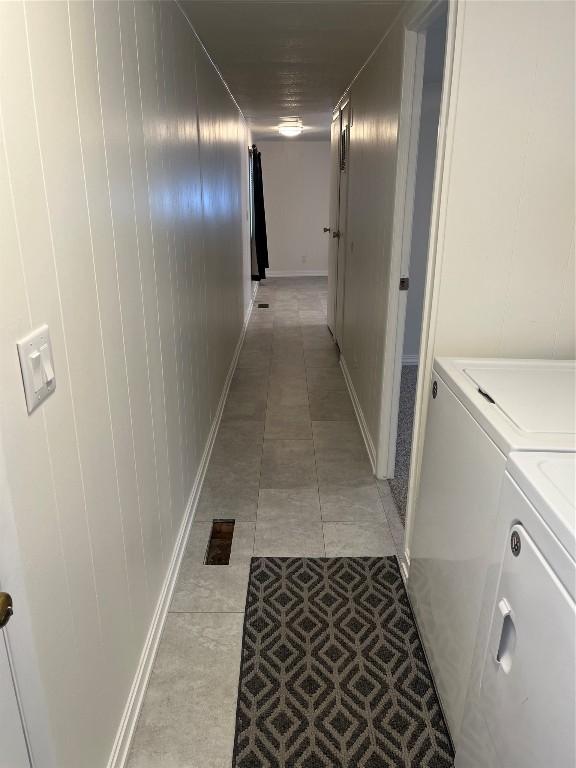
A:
456;451;575;768
406;358;575;747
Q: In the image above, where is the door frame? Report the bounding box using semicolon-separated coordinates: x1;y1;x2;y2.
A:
327;112;341;334
375;0;457;550
334;100;351;347
0;435;57;767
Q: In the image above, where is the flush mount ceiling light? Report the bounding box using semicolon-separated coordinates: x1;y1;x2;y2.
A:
278;119;303;137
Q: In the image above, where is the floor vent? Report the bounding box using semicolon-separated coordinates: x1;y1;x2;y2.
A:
204;520;235;565
257;303;269;308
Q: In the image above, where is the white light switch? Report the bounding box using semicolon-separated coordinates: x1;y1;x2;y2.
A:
17;325;56;413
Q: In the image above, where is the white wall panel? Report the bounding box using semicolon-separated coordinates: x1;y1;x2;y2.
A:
433;0;575;359
95;0;164;606
68;0;150;648
0;2;250;766
196;47;247;418
340;18;406;446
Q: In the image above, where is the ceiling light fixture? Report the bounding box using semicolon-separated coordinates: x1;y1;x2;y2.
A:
278;120;303;138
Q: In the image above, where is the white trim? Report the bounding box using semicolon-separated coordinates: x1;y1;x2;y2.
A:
382;24;426;479
265;270;328;278
400;559;410;582
375;1;453;486
340;355;376;474
107;290;257;768
402;354;420;366
404;1;459;558
376;11;429;482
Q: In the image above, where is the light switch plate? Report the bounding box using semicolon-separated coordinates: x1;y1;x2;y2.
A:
17;325;56;413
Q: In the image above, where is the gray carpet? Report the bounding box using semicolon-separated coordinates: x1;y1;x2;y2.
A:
389;366;418;522
233;557;454;767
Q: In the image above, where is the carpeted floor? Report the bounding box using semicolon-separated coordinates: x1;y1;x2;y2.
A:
389;366;418;521
233;557;454;768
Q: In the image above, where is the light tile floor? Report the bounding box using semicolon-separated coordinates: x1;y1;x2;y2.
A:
126;277;406;768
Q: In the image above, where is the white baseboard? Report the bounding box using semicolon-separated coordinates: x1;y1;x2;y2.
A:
107;288;257;768
402;354;419;366
400;558;410;582
340;355;376;474
265;270;328;278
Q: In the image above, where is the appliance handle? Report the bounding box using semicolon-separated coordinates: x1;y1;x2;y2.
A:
492;598;516;673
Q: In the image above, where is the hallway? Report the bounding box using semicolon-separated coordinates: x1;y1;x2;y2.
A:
127;277;407;767
1;1;574;765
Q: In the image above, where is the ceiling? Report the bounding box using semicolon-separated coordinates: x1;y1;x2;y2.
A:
181;1;404;140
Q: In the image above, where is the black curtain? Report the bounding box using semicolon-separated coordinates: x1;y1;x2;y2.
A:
250;144;269;281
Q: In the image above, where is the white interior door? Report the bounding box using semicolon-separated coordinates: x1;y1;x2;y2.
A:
1;623;30;767
327;114;341;333
334;102;350;347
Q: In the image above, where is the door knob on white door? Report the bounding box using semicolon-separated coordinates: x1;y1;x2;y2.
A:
0;593;13;629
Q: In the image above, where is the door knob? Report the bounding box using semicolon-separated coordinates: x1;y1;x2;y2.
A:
332;231;341;239
0;592;13;629
323;227;330;233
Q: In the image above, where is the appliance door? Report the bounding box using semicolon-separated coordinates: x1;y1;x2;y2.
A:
480;523;576;768
407;373;506;742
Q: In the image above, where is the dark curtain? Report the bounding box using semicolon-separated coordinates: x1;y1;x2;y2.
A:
250;144;269;281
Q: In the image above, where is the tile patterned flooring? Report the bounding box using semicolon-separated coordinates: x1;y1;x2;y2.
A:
126;277;406;768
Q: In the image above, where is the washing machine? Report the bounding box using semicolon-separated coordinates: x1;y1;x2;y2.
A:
406;358;575;746
456;451;575;767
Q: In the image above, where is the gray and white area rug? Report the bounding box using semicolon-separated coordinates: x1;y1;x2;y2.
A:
233;557;454;767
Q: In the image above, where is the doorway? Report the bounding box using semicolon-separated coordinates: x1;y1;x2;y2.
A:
327;101;350;346
378;7;448;521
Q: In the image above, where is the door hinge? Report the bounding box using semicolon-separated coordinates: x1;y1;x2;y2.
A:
399;277;409;291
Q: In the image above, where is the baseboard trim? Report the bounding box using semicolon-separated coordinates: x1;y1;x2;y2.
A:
400;559;410;582
402;354;419;366
340;355;376;474
265;270;328;278
107;287;257;768
401;544;411;581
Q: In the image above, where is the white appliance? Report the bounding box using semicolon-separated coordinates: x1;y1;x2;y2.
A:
456;451;575;767
406;358;576;746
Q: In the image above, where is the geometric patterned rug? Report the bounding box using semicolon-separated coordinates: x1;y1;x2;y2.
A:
233;558;454;767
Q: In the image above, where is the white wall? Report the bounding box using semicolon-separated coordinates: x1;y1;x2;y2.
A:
433;0;575;359
259;139;330;275
0;2;250;767
338;8;406;453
